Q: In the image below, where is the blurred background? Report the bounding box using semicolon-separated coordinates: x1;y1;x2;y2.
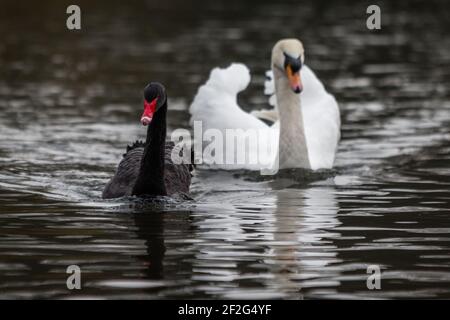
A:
0;0;449;299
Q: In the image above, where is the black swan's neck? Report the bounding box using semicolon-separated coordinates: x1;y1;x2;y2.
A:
132;101;167;196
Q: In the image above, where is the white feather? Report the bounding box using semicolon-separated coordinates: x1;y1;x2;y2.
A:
189;62;340;171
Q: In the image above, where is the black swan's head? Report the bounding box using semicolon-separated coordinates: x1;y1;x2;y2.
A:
141;82;167;126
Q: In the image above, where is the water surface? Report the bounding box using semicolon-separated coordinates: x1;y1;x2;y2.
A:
0;0;449;299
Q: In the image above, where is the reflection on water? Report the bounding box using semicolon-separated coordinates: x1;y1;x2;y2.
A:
0;0;450;298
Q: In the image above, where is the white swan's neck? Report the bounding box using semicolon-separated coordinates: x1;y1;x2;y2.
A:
273;67;311;169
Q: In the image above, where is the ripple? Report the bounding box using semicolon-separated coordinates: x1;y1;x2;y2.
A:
0;0;449;300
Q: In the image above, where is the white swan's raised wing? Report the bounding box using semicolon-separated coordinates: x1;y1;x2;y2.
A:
189;63;275;171
250;70;278;122
301;67;340;169
189;63;267;131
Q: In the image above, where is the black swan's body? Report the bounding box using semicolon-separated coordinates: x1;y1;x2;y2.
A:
102;83;193;199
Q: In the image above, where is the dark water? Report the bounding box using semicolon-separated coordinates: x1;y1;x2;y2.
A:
1;0;449;299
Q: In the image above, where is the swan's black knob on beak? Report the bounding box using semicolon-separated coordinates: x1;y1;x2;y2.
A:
283;53;303;93
284;53;302;73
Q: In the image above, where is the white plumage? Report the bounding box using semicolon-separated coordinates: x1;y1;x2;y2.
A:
189;39;340;172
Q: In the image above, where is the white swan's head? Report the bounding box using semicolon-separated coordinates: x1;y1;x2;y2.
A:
271;39;305;93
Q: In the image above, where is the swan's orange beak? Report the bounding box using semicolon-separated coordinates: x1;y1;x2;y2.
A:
286;65;303;94
141;98;157;126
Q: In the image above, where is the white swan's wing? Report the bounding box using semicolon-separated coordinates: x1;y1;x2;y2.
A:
264;70;276;102
301;66;340;169
189;63;268;131
250;70;279;122
250;109;279;123
189;63;275;170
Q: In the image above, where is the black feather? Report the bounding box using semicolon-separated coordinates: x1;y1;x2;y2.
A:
103;82;193;200
123;140;145;157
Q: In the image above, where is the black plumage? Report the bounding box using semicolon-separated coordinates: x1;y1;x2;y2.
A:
102;83;193;199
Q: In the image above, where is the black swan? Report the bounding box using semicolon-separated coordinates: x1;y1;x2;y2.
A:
102;82;193;199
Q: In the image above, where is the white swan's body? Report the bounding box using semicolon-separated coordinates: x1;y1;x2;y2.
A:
189;39;340;171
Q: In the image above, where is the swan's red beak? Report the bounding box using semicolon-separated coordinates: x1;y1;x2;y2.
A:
141;98;157;126
286;65;303;94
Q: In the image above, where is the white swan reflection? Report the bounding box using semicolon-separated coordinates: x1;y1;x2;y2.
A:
190;181;341;299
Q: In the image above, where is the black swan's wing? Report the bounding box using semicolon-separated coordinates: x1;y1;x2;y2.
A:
102;142;144;199
163;141;194;196
102;141;194;199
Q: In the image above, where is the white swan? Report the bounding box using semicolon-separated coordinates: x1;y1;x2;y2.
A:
189;39;340;172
